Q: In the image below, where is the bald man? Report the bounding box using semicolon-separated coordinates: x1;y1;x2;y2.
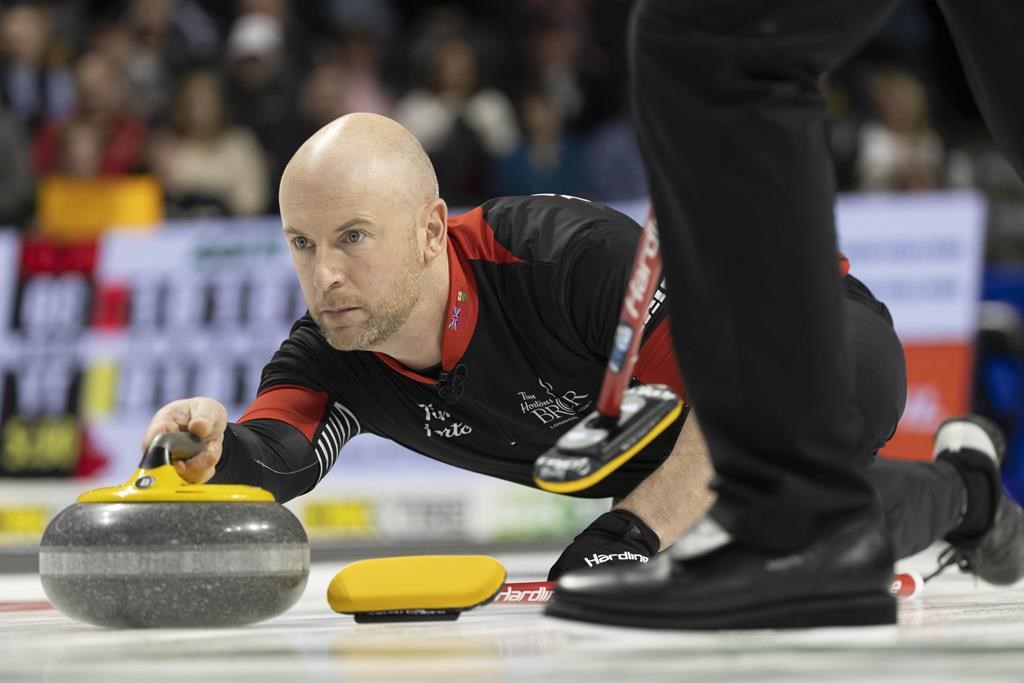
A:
143;114;1022;586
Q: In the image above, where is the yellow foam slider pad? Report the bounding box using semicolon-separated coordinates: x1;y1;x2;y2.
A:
327;555;507;623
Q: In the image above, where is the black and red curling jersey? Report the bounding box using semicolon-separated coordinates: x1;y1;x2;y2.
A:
214;195;685;502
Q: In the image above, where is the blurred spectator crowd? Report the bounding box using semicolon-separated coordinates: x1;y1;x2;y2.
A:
0;0;1018;232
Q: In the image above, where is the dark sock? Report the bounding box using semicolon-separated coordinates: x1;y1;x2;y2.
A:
938;450;1000;546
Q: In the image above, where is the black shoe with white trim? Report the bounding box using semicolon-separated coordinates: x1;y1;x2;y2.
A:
930;414;1024;586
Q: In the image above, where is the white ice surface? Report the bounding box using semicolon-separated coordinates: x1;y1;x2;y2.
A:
3;549;1024;683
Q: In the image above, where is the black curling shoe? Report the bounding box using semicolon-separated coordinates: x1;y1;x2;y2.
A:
545;511;897;630
930;414;1024;586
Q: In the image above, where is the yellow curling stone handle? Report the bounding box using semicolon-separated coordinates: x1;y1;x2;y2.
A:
77;432;274;503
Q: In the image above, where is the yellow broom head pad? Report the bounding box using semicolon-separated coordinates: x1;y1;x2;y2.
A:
327;555;506;623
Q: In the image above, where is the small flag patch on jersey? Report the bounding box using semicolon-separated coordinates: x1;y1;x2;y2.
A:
457;290;468;302
448;306;462;330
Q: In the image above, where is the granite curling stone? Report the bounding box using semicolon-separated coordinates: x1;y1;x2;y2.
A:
39;432;309;628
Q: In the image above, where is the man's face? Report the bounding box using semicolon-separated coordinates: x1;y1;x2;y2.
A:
282;191;427;351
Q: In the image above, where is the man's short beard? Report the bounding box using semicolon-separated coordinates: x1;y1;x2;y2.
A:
314;256;426;351
316;291;419;351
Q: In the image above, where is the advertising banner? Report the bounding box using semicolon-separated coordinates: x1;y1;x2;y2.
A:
0;237;97;479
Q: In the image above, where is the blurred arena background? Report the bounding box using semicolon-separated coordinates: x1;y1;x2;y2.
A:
1;0;1023;563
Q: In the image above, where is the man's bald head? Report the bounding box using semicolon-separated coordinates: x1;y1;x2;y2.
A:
280;113;438;212
279;114;450;359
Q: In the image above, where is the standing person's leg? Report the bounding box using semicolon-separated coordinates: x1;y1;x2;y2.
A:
546;0;909;629
628;0;898;551
938;1;1024;178
870;457;964;557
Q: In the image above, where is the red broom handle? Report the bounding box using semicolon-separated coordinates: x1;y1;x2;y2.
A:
492;572;922;605
595;213;663;422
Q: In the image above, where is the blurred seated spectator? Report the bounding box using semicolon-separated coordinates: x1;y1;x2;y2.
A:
337;31;393;116
90;0;218;123
297;34;393;140
494;90;586;198
56;119;104;177
87;22;151;118
857;68;944;192
149;69;268;217
34;52;147;176
224;11;301;211
0;4;74;132
298;61;351;136
324;0;399;46
522;20;585;128
0;111;34;226
395;36;518;206
238;0;317;72
584;111;649;201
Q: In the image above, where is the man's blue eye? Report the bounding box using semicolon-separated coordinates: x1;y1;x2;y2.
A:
344;231;365;244
292;236;310;249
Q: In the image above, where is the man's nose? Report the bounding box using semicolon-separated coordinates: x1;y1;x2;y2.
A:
313;251;346;292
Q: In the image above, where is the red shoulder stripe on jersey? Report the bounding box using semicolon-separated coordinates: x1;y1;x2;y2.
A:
447;206;526;264
838;252;850;277
441;232;479;371
374;207;513;379
372;231;483;381
238;384;329;442
634;318;686;401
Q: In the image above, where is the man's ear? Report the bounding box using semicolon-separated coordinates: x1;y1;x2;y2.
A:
422;198;448;262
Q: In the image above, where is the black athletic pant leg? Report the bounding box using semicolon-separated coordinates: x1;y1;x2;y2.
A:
843;277;964;559
629;0;900;550
938;1;1024;179
869;457;964;559
844;279;906;467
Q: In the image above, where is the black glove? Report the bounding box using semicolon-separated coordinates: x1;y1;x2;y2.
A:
547;509;661;581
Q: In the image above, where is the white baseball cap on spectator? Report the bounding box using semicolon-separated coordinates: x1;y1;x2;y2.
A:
227;13;283;59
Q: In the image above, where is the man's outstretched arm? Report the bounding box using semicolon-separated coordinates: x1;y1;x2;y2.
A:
615;410;716;551
545;409;716;580
141;385;357;503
